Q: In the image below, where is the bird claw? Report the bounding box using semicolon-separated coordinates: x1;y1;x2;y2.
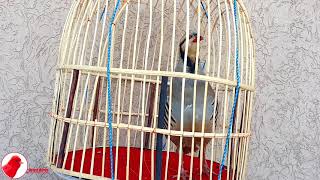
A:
170;168;190;180
198;162;218;177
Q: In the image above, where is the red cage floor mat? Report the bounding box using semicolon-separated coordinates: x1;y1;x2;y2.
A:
61;147;230;180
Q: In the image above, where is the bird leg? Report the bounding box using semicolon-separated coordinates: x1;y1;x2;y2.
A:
171;160;190;180
199;146;218;177
171;146;190;180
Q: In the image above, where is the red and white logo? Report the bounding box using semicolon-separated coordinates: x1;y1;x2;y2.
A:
1;153;28;179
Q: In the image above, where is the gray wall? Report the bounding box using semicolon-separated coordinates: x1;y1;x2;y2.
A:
0;0;319;179
247;1;320;180
0;0;70;179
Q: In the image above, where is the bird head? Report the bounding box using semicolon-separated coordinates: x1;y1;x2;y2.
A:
179;33;204;73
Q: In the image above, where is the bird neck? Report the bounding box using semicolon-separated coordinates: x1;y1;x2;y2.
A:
179;48;196;74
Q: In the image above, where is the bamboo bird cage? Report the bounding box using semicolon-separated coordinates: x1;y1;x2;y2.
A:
47;0;255;179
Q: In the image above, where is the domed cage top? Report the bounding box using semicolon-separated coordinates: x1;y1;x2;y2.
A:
47;0;255;179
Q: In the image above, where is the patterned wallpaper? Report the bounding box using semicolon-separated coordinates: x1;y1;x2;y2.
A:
247;1;320;180
0;0;71;179
0;0;319;179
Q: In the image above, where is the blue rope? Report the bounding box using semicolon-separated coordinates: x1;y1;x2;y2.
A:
218;0;240;179
199;1;208;70
106;1;121;180
100;0;112;22
100;6;106;21
200;1;208;19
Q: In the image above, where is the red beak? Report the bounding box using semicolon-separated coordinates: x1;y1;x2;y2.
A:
192;36;204;42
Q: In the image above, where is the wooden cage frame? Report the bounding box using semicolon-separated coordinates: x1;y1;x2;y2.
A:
47;0;255;179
